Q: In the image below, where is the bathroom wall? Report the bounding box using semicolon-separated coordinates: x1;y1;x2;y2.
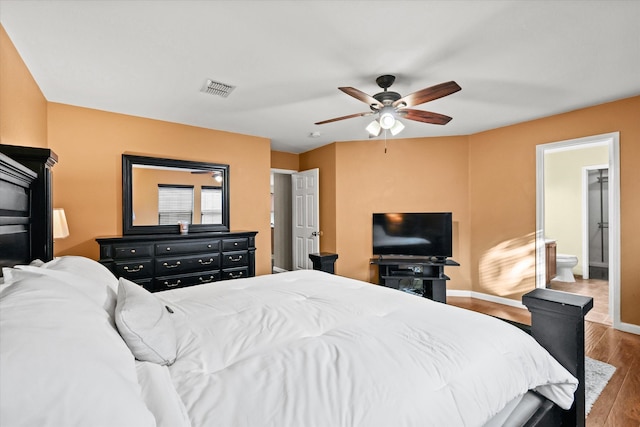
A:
544;144;608;276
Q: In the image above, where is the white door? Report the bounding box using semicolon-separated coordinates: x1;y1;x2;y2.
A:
292;168;320;270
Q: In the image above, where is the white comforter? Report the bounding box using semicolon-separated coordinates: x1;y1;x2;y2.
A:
158;270;577;427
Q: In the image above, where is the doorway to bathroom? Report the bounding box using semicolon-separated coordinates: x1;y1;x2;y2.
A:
535;132;620;329
585;166;609;281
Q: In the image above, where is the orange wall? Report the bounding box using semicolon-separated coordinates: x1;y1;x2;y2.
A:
0;25;47;147
47;103;273;276
302;137;471;286
469;96;640;326
271;150;299;170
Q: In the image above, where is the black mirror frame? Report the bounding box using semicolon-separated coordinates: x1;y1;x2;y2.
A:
122;154;230;235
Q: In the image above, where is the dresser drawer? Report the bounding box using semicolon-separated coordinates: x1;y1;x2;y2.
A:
97;231;257;292
222;238;248;251
155;253;220;275
113;244;153;259
221;250;249;268
114;259;153;280
153;270;221;292
155;240;220;256
221;267;249;280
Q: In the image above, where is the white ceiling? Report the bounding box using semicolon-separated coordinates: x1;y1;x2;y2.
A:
1;1;639;154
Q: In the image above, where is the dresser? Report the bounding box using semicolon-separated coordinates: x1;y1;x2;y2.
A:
96;231;257;292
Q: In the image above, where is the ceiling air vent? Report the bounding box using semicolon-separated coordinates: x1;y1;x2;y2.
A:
201;79;236;98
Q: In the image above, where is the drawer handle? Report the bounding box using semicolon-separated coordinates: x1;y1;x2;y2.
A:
199;258;215;265
228;255;243;262
162;261;181;269
234;242;238;246
165;247;171;251
130;249;136;254
199;275;215;283
207;244;212;248
229;272;244;279
164;279;181;288
123;265;144;272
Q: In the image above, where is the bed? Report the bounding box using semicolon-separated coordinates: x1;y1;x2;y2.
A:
0;147;592;427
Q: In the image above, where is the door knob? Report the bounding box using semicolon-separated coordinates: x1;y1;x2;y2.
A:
311;231;321;237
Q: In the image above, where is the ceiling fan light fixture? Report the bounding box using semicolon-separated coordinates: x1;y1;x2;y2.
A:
366;120;382;136
390;120;405;136
315;76;460;137
379;108;396;129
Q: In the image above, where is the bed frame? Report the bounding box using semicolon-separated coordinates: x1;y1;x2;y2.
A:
0;146;592;426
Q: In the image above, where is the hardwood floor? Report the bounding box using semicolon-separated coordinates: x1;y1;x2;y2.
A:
447;296;640;427
549;277;611;325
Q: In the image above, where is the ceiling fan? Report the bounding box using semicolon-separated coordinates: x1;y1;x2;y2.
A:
315;75;461;137
191;170;223;182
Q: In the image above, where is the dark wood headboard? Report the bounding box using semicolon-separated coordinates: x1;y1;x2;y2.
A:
0;152;37;272
0;145;57;273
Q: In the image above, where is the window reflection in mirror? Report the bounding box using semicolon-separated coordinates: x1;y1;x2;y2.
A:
157;184;194;225
132;166;223;226
123;155;229;235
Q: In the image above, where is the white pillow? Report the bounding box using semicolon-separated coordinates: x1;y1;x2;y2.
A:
0;270;155;427
116;277;178;366
41;256;118;293
11;265;117;317
12;256;120;318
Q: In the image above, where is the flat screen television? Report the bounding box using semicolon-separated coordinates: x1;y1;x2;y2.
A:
372;212;452;259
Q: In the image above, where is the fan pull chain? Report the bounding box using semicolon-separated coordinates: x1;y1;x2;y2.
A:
384;130;388;154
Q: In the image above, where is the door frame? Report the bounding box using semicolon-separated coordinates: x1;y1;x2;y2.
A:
535;132;620;329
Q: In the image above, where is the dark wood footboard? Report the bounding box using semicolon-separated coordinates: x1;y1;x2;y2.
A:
522;288;593;427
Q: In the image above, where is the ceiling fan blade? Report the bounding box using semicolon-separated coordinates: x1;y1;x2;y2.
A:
399;109;453;125
393;81;461;108
339;87;383;109
315;111;373;125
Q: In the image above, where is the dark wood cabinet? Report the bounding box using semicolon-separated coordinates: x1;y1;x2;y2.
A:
371;257;459;303
545;240;557;285
97;231;257;292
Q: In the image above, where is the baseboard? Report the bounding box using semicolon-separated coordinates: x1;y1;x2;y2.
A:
447;289;526;309
617;322;640;336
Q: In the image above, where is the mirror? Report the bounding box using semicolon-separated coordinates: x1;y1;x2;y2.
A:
123;154;229;235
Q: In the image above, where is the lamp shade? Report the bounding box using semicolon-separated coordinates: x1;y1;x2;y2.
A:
390;120;405;136
379;110;396;129
53;208;69;239
366;120;382;137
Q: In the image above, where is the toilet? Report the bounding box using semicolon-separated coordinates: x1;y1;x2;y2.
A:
555;254;578;282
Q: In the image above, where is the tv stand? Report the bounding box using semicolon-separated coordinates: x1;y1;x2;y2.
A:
370;257;459;303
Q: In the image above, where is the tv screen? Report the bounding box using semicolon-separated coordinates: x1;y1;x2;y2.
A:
372;212;452;258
